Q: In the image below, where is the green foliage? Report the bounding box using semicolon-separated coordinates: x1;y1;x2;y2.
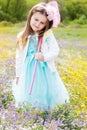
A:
57;0;87;24
0;0;27;23
0;92;14;108
26;0;41;9
73;15;87;24
66;0;87;20
0;0;87;24
51;104;76;129
0;0;42;23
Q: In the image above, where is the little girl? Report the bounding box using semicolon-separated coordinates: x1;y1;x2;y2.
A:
12;1;69;110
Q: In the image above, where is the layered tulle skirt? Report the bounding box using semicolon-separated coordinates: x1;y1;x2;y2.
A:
12;55;69;110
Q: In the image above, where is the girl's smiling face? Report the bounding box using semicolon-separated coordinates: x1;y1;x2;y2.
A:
30;12;47;33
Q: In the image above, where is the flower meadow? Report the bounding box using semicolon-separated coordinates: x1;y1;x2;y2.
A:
0;25;87;130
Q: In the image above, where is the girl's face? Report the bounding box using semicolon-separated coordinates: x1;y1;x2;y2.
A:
30;12;47;33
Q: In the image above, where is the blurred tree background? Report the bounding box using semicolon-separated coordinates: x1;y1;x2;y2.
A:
0;0;87;24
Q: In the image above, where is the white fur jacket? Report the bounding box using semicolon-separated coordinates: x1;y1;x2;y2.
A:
16;29;60;77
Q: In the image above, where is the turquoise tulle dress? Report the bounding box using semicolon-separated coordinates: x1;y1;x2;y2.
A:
12;35;69;110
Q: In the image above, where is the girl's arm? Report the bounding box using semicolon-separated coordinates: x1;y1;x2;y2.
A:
43;31;60;62
35;31;59;62
15;34;23;84
16;45;23;78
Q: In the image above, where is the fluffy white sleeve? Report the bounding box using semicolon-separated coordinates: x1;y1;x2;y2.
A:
16;46;23;77
43;31;60;62
15;33;23;77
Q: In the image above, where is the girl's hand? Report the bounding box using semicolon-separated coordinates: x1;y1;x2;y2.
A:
15;77;19;85
35;52;44;61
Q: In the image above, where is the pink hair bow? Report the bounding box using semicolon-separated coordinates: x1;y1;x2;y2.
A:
46;1;60;27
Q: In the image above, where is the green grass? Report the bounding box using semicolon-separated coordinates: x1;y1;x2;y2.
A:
0;21;87;62
0;21;25;34
0;21;87;40
53;24;87;40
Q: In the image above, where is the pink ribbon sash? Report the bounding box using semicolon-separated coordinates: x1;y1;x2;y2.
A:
29;37;42;94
